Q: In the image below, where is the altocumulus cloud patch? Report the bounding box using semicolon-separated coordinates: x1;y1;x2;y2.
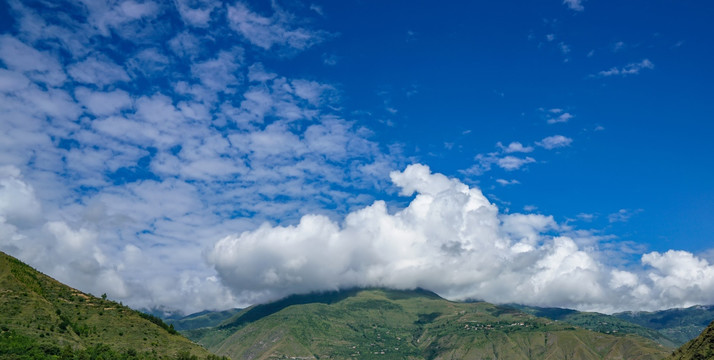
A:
0;0;394;314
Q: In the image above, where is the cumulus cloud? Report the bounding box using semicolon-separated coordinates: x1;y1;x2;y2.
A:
640;251;714;308
208;164;714;312
0;167;126;298
497;141;534;153
537;135;573;149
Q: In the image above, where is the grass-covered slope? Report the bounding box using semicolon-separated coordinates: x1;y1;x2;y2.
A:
666;320;714;360
510;304;679;347
185;288;671;360
0;251;224;359
615;306;714;347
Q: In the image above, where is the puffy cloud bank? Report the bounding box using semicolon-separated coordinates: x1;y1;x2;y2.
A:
209;164;714;313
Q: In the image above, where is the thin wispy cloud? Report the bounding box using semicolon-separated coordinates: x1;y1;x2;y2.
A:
546;109;574;124
563;0;585;12
227;2;332;52
496;178;521;186
608;208;643;223
594;59;655;77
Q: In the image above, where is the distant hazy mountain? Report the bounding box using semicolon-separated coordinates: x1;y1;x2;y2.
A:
0;251;223;359
614;306;714;347
183;288;672;360
166;308;243;331
508;304;679;347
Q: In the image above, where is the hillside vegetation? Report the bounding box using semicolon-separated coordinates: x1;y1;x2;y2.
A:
615;306;714;347
666;320;714;360
510;304;679;347
0;251;225;359
185;288;672;360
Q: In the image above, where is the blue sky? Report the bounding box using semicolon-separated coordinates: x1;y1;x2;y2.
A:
0;0;713;314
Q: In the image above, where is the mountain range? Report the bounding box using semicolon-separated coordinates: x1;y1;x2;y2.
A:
2;250;713;360
181;288;672;359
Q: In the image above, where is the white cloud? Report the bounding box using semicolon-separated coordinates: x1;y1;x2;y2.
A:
563;0;584;11
608;208;642;223
0;35;66;86
496;179;520;186
208;164;714;312
168;31;203;59
577;213;595;222
190;50;243;94
0;166;42;228
0;168;127;299
537;135;573;149
67;55;130;86
309;4;324;16
595;59;655;77
498;156;536;171
497;141;534;153
547;112;574;124
612;41;626;52
642;251;714;308
226;2;330;52
463;140;541;176
0;69;30;92
127;48;171;76
322;53;338;66
75;88;133;116
175;0;219;27
80;0;161;39
560;42;571;55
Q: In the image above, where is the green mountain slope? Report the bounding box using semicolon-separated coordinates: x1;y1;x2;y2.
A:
0;251;224;359
666;320;714;360
185;288;672;360
509;304;678;347
615;306;714;346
